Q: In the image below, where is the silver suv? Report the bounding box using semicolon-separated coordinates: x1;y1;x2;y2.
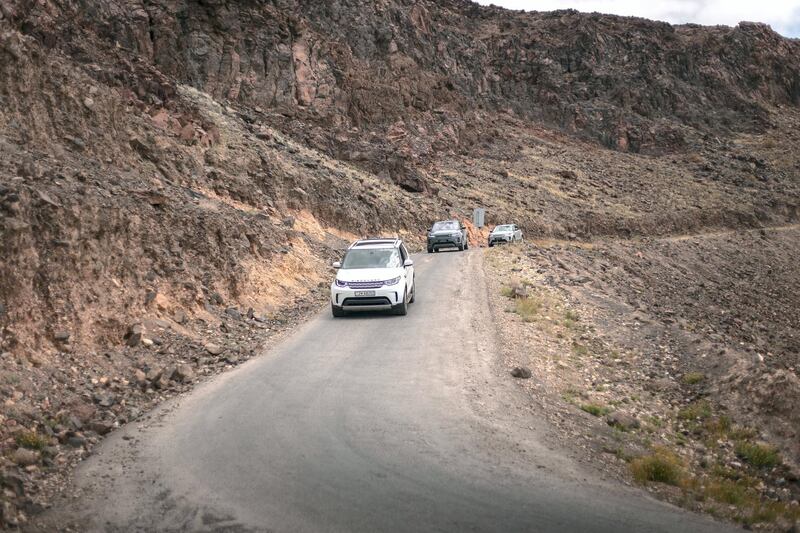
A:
427;220;468;253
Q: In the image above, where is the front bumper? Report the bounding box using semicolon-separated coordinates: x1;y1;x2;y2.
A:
428;236;461;249
331;283;406;312
488;234;513;245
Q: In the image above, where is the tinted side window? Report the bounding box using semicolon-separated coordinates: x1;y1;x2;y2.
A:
399;244;408;261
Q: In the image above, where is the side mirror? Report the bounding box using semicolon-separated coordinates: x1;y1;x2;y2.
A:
332;261;341;269
404;259;414;267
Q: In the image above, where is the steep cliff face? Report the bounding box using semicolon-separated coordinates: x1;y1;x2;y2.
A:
9;0;799;154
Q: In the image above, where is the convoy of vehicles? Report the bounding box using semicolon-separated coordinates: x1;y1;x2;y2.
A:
331;222;521;317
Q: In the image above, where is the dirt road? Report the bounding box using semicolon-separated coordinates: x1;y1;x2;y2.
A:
37;251;735;532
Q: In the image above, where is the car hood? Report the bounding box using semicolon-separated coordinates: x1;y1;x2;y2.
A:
491;230;513;235
335;267;404;282
430;230;460;236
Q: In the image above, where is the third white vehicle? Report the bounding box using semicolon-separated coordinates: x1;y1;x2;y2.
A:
488;224;523;246
330;238;415;317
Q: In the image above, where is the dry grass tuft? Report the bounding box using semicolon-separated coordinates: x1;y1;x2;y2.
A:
630;446;685;486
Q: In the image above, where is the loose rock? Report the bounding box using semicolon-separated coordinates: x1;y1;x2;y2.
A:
12;448;39;466
511;367;532;379
205;343;224;355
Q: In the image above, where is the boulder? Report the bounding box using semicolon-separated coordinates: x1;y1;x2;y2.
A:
124;324;145;347
87;420;114;436
174;364;195;383
205;343;224;355
511;367;532;379
606;412;640;431
12;448;39;466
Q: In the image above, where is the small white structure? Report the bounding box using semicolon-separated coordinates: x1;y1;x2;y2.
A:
472;208;486;228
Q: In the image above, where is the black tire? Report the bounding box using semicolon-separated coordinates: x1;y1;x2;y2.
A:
393;292;408;315
427;246;433;253
464;240;469;250
409;280;415;303
331;304;346;317
458;242;464;251
488;241;494;247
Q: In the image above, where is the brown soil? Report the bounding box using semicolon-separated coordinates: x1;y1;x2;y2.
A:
485;230;800;529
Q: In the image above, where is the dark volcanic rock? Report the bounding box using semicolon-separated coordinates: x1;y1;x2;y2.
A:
511;366;532;379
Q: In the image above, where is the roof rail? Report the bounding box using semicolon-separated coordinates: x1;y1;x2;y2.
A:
348;237;401;249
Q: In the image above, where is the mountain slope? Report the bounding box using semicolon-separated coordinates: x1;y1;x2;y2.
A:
0;0;799;529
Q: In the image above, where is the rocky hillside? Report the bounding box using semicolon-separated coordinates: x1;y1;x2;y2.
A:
1;0;799;529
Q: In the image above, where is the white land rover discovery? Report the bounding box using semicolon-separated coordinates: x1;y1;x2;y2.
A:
330;238;416;317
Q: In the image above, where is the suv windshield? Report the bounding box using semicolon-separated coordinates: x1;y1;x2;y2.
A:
432;221;459;231
494;225;513;232
341;248;401;269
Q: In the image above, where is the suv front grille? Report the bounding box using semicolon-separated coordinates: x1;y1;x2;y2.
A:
343;280;385;289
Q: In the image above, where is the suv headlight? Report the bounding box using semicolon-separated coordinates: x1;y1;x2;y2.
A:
384;276;401;286
335;279;348;287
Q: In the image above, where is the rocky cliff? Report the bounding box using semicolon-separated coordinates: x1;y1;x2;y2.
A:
1;0;800;528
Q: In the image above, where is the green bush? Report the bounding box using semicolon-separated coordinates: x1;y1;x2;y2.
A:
677;400;712;420
735;441;780;469
681;372;705;385
15;430;49;451
580;403;610;417
515;297;541;322
630;447;685;486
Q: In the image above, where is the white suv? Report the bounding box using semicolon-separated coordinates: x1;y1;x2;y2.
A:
330;238;415;317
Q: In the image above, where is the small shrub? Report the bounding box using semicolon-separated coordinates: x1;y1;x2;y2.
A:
564;309;580;322
678;400;712;421
728;425;758;441
515;297;541;322
704;415;732;437
630;447;685;486
572;342;589;356
500;286;514;298
580;403;610;417
15;430;49;451
681;372;705;385
705;477;748;505
734;441;780;469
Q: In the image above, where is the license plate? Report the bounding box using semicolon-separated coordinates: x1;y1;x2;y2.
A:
354;290;376;297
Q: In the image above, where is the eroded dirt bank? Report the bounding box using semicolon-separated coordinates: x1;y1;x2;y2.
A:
486;226;800;529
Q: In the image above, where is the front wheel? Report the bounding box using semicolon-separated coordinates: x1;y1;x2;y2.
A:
409;281;415;303
427;246;433;253
464;239;469;250
332;304;346;317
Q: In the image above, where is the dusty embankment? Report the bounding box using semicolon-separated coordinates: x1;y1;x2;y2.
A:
485;226;800;530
